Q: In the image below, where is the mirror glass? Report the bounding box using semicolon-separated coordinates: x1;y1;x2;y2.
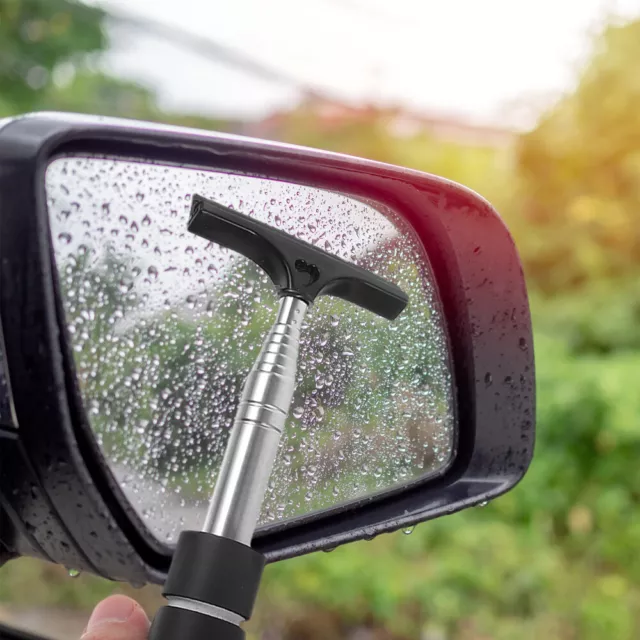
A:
46;156;455;545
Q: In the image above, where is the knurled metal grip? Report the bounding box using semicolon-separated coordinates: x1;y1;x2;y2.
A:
150;607;245;640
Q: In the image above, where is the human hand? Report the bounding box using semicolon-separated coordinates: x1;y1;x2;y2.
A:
81;595;150;640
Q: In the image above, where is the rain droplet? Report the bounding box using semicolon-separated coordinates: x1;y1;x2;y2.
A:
402;526;415;536
67;568;81;578
58;232;72;244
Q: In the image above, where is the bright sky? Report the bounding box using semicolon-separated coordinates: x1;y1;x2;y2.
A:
97;0;640;128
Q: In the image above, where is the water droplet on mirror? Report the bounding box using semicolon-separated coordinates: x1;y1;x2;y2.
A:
292;406;304;419
58;232;72;244
402;526;415;536
67;568;81;578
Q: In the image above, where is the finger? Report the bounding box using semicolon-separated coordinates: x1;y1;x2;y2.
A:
81;595;150;640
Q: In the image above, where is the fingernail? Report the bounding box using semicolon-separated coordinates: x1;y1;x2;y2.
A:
85;595;136;631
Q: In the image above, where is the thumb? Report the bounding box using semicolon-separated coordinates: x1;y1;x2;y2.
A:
81;595;150;640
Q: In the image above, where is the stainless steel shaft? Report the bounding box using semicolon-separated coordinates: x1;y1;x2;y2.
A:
202;295;308;546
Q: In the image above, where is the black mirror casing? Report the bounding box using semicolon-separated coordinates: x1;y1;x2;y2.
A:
0;113;535;586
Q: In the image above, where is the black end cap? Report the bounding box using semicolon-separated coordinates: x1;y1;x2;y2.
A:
163;531;266;620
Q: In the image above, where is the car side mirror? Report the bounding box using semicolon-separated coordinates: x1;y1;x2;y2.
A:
0;113;534;639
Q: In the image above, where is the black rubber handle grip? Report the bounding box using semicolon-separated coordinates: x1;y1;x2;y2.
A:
163;531;265;620
149;532;265;640
149;606;245;640
188;194;408;320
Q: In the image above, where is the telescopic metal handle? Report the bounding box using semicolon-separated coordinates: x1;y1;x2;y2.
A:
151;192;409;639
202;295;308;545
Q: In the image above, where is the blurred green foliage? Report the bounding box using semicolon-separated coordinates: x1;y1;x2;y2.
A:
0;0;106;113
0;0;238;129
511;19;640;295
254;334;640;639
1;3;640;639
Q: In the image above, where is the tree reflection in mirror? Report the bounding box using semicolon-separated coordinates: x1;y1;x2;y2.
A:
45;157;455;545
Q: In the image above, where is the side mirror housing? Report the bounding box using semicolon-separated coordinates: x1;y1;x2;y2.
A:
0;113;534;587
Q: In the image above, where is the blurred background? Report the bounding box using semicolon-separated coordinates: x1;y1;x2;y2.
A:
2;0;640;638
